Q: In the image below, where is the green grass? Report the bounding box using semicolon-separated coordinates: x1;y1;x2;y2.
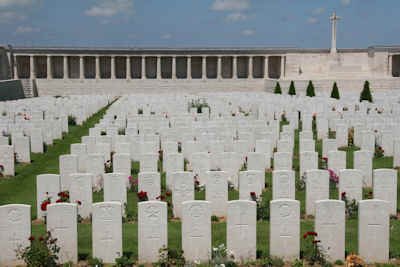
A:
4;109;400;263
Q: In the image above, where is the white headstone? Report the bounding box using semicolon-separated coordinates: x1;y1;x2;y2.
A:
227;200;256;262
270;199;300;260
247;152;268;171
30;128;43;153
104;173;127;210
239;170;264;200
46;203;78;264
36;174;61;219
338;169;363;202
315;200;345;261
305;170;329;215
273;152;292;171
206;171;228;216
92;202;123;264
138;172;161;200
299;151;318;177
172;171;194;218
70;143;87;172
138;201;168;263
14;136;30;163
358;200;389;263
327;150;346;176
322;138;337;158
272;170;295;200
354;150;373;187
59;154;78;190
182;201;211;263
0;204;31;266
86;154;105;189
373;169;397;215
112;153;131;179
0;145;14;176
69;173;93;218
140;153;158;173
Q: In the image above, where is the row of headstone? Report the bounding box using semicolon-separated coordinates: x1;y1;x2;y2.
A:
0;199;391;265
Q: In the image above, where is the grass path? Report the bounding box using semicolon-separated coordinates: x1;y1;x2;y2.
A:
0;103;111;219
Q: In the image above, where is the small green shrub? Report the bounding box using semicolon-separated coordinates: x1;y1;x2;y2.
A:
16;231;60;267
306;80;315;97
115;255;134;267
67;115;76;126
274;82;282;94
331;82;340;99
288;80;296;95
359;80;373;102
87;257;103;267
211;215;219;222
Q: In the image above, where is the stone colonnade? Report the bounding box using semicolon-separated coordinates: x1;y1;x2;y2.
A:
13;55;284;80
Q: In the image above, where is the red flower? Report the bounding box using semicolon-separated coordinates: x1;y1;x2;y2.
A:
75;200;82;205
56;199;62;203
137;191;148;201
250;192;256;196
165;191;172;197
40;200;51;211
341;192;346;199
39;236;44;241
28;236;35;241
303;233;308;239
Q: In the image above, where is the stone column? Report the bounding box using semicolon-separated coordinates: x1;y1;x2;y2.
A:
126;56;131;79
202;56;207;79
233;56;237;79
280;56;285;78
217;56;222;79
47;55;52;79
157;56;161;79
79;56;84;79
172;56;176;79
30;55;35;79
187;56;191;80
248;56;253;79
141;56;146;79
13;56;18;79
111;56;116;79
264;56;269;79
63;56;69;79
95;56;100;79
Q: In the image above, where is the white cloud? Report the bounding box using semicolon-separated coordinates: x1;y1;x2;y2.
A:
85;0;134;17
211;0;250;11
161;33;172;40
0;11;26;23
15;25;40;34
225;12;247;22
0;0;36;7
312;7;325;15
307;17;318;24
341;0;351;6
241;29;254;36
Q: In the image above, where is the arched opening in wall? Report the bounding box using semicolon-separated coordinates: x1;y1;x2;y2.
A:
176;57;187;79
145;57;157;79
84;57;95;79
16;56;30;79
115;57;126;79
131;57;141;79
34;56;47;79
237;56;249;79
68;57;79;79
100;57;111;79
206;57;217;79
221;57;232;78
268;56;281;79
253;56;265;78
191;57;202;79
51;56;63;79
161;57;172;79
392;55;400;77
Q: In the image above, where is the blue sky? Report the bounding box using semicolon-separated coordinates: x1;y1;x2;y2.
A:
0;0;399;48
